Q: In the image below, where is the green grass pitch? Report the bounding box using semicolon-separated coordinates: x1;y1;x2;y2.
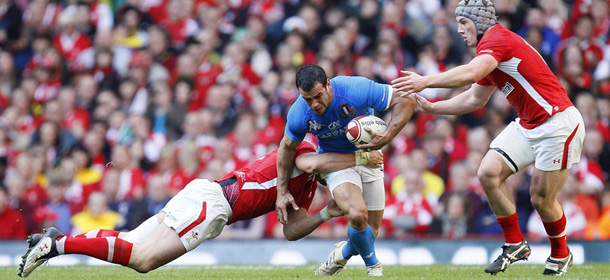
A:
2;263;609;279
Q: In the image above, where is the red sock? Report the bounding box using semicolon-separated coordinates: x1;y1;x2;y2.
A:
497;213;523;244
74;229;121;239
57;236;133;266
543;212;569;258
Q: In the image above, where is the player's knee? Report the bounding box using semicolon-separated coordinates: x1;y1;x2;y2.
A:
477;165;499;188
346;208;368;227
134;259;160;273
530;193;553;210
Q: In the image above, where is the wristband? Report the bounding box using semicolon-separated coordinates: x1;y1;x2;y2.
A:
319;206;332;221
355;151;369;165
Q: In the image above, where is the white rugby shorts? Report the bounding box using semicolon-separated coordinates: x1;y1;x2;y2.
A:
321;165;385;211
490;106;585;172
161;179;232;251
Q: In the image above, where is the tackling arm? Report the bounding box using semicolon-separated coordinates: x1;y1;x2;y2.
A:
275;135;301;224
294;150;383;174
282;200;343;241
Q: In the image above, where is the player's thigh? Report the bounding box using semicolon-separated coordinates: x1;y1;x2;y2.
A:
489;121;535;173
161;179;232;251
132;218;186;268
526;106;585;171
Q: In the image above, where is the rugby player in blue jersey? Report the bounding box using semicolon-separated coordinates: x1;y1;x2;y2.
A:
275;64;416;276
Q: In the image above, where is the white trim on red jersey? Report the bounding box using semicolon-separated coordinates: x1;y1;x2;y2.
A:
242;167;305;190
496;57;553;115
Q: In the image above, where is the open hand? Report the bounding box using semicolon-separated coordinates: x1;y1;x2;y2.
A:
275;191;299;224
391;70;426;97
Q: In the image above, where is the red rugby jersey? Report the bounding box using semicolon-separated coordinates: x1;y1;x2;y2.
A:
218;142;318;225
476;25;573;129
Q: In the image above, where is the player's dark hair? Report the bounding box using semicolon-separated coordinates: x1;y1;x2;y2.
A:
296;64;327;92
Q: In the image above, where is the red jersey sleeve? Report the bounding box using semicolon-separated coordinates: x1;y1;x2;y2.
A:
295;141;317;157
476;26;510;87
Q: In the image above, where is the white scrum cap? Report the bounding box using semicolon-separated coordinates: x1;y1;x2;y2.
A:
455;0;497;36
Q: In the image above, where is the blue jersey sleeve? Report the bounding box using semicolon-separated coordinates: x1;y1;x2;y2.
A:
284;99;307;142
332;76;393;111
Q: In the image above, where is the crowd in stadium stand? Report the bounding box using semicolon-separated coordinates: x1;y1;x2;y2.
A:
0;0;609;241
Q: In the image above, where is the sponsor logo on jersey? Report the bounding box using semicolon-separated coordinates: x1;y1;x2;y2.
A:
502;82;514;96
318;128;346;139
308;120;326;132
479;49;494;53
338;104;356;119
328;120;342;130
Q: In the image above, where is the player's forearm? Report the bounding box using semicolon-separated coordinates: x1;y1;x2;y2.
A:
428;89;487;115
384;95;416;141
424;64;480;88
276;145;297;194
283;213;326;241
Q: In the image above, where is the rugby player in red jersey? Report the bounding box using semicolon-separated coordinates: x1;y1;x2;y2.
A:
391;0;585;276
18;142;382;277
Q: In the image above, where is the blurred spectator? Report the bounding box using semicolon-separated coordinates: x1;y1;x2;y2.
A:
0;51;17;96
593;188;610;239
517;8;560;61
0;0;23;50
114;5;148;49
122;174;170;230
71;191;125;235
556;15;604;80
53;8;93;73
4;173;38;234
428;193;476;238
70;144;102;207
37;168;72;233
0;183;27;239
392;149;445;202
386;168;435;238
107;144;145;201
441;162;484;217
574;128;608;195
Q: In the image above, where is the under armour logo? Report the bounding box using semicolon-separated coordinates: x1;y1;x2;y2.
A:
553;159;561;164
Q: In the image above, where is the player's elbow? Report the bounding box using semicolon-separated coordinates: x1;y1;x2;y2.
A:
283;229;301;241
295;159;320;174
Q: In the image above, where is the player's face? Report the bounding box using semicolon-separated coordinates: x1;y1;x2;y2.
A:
299;80;333;115
456;16;478;47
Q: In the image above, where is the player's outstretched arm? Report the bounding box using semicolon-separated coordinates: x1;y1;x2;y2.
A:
391;54;499;95
295;150;383;174
276;135;301;224
420;83;496;115
282;199;343;241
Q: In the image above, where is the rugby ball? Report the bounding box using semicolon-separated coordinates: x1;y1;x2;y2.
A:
345;115;388;145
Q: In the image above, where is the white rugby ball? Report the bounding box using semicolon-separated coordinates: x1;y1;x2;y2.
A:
345;115;388;145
